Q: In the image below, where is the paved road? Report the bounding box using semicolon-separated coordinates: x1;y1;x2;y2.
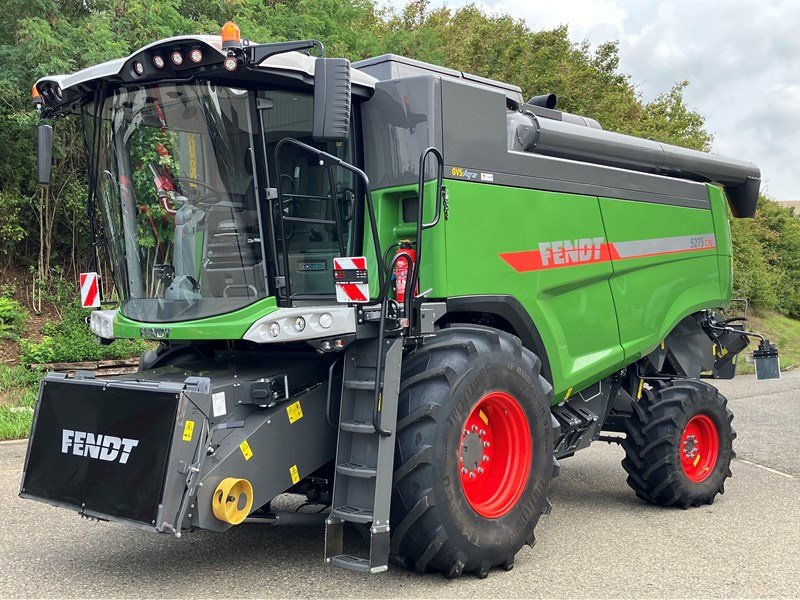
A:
1;372;798;598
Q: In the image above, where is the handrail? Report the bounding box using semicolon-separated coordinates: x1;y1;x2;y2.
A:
407;147;445;322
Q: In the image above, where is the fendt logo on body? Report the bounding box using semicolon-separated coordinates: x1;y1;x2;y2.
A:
501;233;717;273
61;429;139;464
538;237;606;267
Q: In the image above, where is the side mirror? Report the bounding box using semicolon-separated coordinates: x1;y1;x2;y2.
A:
312;57;351;141
37;124;53;185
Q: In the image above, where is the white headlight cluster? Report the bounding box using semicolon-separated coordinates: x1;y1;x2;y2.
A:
244;307;355;344
89;310;117;340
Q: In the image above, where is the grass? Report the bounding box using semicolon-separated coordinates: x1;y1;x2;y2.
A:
0;365;41;440
736;310;800;374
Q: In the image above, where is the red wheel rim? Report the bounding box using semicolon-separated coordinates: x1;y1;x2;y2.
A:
679;414;719;483
459;391;532;518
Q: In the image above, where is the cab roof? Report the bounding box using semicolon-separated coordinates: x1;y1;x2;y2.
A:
34;35;377;114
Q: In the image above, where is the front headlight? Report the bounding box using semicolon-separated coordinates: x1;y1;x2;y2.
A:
89;310;117;340
243;307;356;344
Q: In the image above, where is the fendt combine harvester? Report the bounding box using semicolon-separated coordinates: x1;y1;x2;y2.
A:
22;23;780;577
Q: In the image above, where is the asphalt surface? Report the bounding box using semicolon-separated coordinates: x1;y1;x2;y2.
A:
1;372;798;598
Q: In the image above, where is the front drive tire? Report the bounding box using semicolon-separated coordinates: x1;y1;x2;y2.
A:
621;379;735;508
389;326;557;578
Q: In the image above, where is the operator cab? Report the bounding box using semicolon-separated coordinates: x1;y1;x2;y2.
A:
35;29;372;323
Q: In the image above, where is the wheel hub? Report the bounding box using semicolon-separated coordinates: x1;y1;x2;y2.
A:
682;434;699;459
460;430;487;472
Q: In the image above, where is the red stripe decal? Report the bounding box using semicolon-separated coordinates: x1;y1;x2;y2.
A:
500;243;615;273
352;257;367;270
87;276;98;306
340;283;367;302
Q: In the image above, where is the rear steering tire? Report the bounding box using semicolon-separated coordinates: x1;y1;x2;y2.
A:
389;326;557;577
621;379;735;508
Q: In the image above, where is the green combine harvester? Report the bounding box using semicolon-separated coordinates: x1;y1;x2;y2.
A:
21;23;780;577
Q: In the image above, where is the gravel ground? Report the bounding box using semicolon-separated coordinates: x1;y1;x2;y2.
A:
0;371;797;598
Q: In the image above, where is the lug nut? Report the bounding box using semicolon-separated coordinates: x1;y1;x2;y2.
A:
483;441;491;448
468;471;476;479
471;425;478;432
461;467;468;475
479;429;486;437
483;455;489;462
477;467;484;474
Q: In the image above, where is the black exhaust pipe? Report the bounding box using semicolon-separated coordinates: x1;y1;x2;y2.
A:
527;94;557;109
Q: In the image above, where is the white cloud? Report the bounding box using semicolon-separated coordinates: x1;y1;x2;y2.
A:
382;0;800;199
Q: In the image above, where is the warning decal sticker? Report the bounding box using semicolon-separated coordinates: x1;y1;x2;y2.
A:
333;256;369;303
240;440;253;461
287;401;304;424
289;464;300;484
79;272;101;308
182;420;195;442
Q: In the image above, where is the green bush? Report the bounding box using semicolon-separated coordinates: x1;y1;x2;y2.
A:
0;296;28;341
731;197;800;318
19;302;149;365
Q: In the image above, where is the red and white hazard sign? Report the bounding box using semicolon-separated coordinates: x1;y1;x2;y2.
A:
333;257;369;304
79;272;101;308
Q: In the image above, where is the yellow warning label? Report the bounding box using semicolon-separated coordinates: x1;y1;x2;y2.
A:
287;400;303;424
182;420;195;442
637;378;645;400
693;454;701;467
478;409;489;425
240;439;253;461
289;464;300;484
565;387;573;400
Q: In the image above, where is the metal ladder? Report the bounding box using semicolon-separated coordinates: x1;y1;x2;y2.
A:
324;334;403;573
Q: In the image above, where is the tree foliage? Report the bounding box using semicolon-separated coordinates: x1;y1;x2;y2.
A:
0;0;790;317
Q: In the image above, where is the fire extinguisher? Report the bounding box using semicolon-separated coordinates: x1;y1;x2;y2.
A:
394;240;417;303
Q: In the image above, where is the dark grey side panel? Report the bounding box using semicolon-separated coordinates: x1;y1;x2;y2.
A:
360;76;443;189
440;79;711;209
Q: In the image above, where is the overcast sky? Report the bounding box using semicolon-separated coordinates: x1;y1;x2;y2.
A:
385;0;799;200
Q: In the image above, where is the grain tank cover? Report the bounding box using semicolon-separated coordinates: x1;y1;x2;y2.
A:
353;54;524;104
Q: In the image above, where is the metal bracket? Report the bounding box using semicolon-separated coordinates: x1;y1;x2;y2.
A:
418;302;447;335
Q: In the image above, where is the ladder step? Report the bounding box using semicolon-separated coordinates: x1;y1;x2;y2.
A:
336;462;377;478
340;420;376;434
331;505;374;523
344;379;377;390
329;554;386;573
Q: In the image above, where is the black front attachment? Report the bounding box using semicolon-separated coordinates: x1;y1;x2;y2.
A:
20;376;203;527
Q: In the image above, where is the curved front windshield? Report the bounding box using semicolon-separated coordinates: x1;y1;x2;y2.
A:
86;82;267;323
